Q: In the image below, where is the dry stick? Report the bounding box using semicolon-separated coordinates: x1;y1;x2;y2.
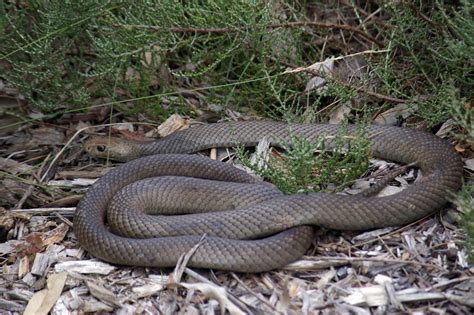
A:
279;55;408;104
55;212;74;227
350;83;406;103
283;49;390;73
291;256;443;270
14;152;52;209
10;207;76;215
116;21;384;47
374;234;413;280
432;276;473;289
14;185;34;210
230;273;276;311
184;268;254;314
341;0;393;30
241;22;381;47
353;214;433;247
41;122;156;183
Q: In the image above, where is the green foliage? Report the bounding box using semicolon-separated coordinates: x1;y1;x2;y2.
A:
452;184;474;264
1;0;311;116
236;122;370;194
374;0;473;126
1;1;471;126
1;1;113;110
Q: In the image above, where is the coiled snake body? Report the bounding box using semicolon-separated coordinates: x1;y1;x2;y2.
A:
75;121;463;272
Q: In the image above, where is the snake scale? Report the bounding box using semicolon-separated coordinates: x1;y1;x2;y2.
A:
75;121;463;272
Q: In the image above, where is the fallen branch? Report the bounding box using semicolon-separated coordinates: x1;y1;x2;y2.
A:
10;207;76;215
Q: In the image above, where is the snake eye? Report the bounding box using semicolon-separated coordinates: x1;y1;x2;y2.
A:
96;145;106;153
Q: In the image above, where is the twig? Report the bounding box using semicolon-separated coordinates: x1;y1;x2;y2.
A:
14;185;34;210
280;56;408;104
55;212;74;227
14;152;52;209
114;21;384;47
287;256;444;270
10;207;76;215
41;122;156;181
357;87;407;104
273;22;383;47
184;268;254;314
352;214;432;247
432;276;473;289
283;49;389;74
230;273;276;311
170;234;206;284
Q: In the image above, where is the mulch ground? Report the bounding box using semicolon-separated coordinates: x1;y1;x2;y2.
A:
1;90;472;314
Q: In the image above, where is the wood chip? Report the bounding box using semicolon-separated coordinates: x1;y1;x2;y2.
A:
47;178;97;187
42;223;69;246
86;281;121;306
82;299;114;313
132;283;165;298
352;227;397;242
31;253;51;277
315;268;337;289
54;260;116;275
24;272;67;315
157;114;189;137
179;282;245;315
464;158;474;171
283;258;347;271
21;273;36;286
344;285;388;306
18;255;29;278
0;298;25;312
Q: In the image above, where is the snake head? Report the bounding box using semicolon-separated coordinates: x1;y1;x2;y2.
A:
83;136;141;162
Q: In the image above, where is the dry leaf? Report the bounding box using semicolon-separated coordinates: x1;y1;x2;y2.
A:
303;58;335;93
0;157;34;175
455;143;465;153
374;104;414;126
329;103;352;124
125;67;140;82
140;45;161;68
344;285;388;307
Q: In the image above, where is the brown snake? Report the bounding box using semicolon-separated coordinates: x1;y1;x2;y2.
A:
75;121;463;272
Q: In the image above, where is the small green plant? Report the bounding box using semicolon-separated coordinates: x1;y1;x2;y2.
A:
236;122;370;194
452;185;474;264
373;1;473;127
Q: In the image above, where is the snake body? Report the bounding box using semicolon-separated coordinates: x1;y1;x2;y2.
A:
75;121;463;272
